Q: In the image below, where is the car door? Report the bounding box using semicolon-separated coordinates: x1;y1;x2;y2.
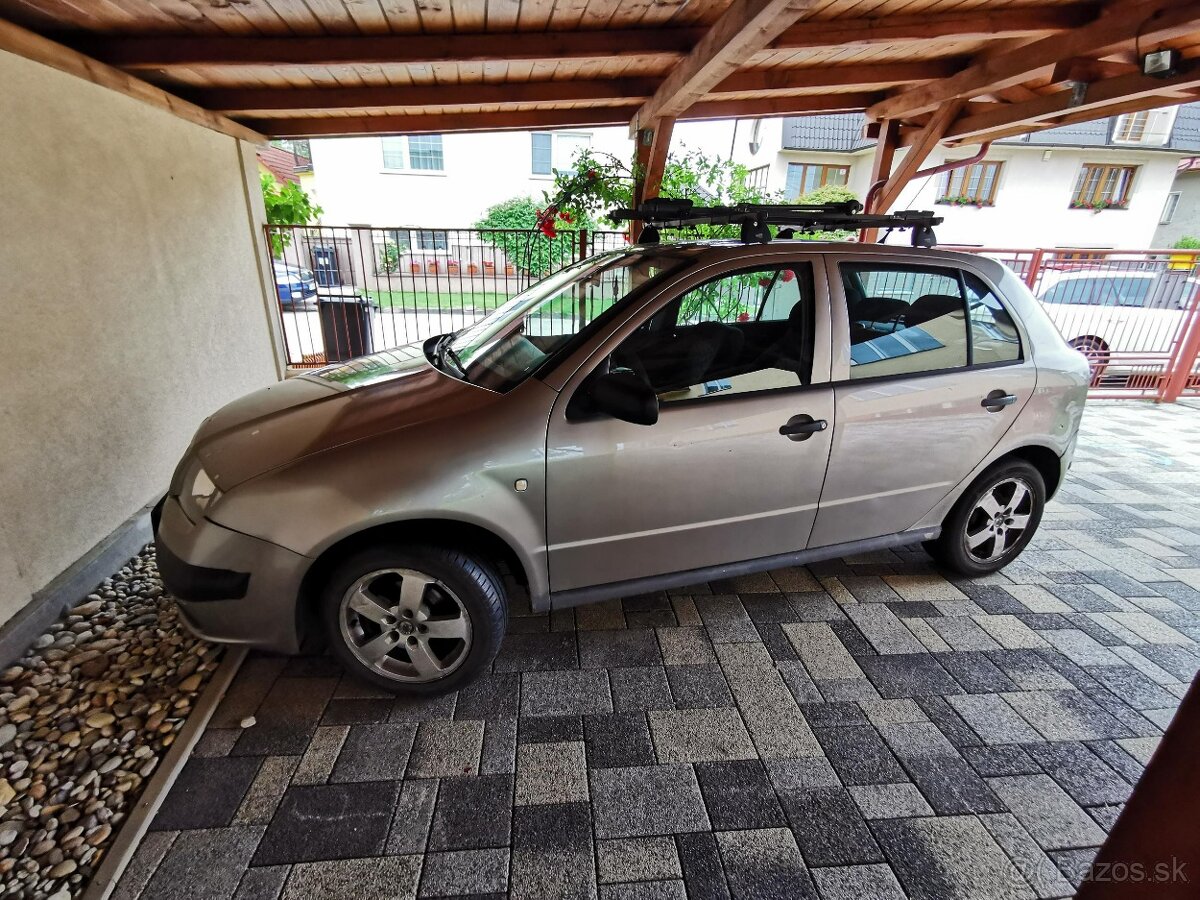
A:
809;255;1035;548
544;255;835;594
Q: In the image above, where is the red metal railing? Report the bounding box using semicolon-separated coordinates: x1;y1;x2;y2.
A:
264;225;1200;401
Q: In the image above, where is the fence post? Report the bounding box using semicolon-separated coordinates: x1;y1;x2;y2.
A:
578;228;589;264
1024;247;1044;290
1159;281;1200;402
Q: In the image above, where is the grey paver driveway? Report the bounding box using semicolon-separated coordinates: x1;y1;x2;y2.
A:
115;401;1200;900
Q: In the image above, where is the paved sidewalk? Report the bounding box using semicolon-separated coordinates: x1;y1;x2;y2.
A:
115;401;1200;900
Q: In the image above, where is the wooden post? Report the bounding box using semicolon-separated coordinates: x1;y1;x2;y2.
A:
632;117;675;241
860;118;900;242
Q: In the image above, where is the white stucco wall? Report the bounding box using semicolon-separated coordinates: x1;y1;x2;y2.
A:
309;127;636;227
1153;169;1200;247
0;50;281;628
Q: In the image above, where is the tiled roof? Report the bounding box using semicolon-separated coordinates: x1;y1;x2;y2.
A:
781;114;873;152
257;146;305;184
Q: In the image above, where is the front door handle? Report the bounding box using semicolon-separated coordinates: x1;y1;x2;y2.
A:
779;414;828;441
981;390;1017;412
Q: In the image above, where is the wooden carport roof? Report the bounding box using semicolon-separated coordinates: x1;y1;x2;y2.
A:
2;0;1199;211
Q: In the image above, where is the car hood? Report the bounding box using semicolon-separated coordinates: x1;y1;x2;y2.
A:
193;342;496;490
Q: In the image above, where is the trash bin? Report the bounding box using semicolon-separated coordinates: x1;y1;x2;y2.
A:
317;291;373;362
312;245;341;287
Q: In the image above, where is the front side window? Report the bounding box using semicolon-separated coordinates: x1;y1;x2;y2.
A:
842;263;1014;379
939;161;1002;206
1072;164;1136;209
531;133;553;175
610;265;816;402
784;163;849;199
381;135;445;171
531;132;591;176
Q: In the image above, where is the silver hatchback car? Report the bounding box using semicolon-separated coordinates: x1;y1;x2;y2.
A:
154;239;1088;693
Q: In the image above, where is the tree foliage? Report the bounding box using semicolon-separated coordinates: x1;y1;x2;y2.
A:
261;172;323;256
474;196;596;278
793;183;859;241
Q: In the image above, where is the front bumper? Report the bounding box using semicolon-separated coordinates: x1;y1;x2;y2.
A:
152;495;310;654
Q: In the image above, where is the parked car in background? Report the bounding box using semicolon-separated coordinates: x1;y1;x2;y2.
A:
155;240;1088;695
273;261;318;306
1036;269;1199;375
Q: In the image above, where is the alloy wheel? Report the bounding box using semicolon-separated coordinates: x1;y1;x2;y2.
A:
339;568;472;683
962;477;1035;563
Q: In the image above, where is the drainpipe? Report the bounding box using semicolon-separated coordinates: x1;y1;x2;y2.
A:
860;142;992;242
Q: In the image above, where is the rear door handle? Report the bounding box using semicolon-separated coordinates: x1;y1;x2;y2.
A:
779;414;828;441
981;390;1017;412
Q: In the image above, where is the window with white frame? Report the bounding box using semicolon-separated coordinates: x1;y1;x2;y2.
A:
784;163;849;199
1161;191;1181;225
531;132;591;176
381;135;445;171
1112;108;1177;147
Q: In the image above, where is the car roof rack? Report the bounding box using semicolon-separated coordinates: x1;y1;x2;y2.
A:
608;198;944;248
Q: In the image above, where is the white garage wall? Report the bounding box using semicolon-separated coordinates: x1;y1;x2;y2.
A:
0;51;282;630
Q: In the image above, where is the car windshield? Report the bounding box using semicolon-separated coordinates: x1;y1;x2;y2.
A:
443;248;690;392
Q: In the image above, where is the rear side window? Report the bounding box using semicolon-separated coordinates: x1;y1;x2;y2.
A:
840;263;1021;379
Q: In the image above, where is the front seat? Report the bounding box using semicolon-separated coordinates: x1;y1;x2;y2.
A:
905;293;964;327
753;299;812;383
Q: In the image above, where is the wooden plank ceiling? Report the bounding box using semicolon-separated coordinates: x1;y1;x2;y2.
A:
0;0;1198;146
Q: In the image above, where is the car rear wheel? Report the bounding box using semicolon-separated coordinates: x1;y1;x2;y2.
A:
926;460;1045;577
1069;336;1109;383
322;544;506;694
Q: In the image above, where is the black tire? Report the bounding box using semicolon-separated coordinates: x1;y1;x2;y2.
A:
926;459;1045;577
1069;336;1109;383
321;543;507;695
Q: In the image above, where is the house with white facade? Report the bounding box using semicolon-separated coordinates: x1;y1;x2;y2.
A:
736;104;1200;250
1153;157;1200;248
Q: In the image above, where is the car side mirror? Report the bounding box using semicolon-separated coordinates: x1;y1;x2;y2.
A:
589;371;659;426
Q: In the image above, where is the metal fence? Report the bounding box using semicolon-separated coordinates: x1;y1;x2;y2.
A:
265;225;1200;402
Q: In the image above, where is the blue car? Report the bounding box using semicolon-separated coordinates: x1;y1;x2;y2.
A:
274;261;318;306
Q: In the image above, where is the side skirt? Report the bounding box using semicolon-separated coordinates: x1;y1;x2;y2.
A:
546;527;941;610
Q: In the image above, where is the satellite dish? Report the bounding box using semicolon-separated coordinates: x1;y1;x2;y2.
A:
748;119;763;155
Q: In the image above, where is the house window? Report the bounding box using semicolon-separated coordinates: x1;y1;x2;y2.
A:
415;230;449;251
1161;191;1181;225
380;135;444;172
784;163;849;199
531;132;591;176
1071;164;1136;209
1115;111;1149;143
1112;108;1177;146
938;161;1002;206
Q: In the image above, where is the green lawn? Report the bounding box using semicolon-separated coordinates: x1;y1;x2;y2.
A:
368;289;514;313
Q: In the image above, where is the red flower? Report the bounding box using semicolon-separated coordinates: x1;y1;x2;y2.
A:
540;220;558;238
781;269;795;282
737;312;751;322
587;169;598;179
558;211;574;223
758;277;772;287
535;207;558;238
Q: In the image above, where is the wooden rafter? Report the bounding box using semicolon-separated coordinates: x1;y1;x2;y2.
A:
0;17;264;145
633;117;676;238
243;93;879;139
875;101;965;213
190;63;957;115
867;0;1200;122
631;0;817;132
77;6;1085;70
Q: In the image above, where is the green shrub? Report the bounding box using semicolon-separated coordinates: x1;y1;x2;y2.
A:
261;172;322;256
1174;235;1200;250
474;196;594;278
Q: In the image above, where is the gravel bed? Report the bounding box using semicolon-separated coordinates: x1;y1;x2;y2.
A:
0;546;222;898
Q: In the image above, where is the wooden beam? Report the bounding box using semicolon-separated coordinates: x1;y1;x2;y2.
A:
1051;57;1140;83
636;118;675;204
0;16;264;144
632;0;816;132
772;4;1095;50
875;101;964;213
867;0;1200;122
861;118;901;239
80;6;1087;71
942;62;1200;144
244;93;879;138
192;64;944;116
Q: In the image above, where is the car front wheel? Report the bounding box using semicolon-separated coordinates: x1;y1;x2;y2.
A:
322;544;507;694
926;460;1045;576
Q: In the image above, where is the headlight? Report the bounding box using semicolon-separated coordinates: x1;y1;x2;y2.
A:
185;464;222;516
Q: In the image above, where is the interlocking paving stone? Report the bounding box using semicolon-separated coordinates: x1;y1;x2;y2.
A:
428;774;513;851
695;595;759;642
1002;689;1130;741
810;863;908;900
320;697;393;725
858;654;964;699
716;828;817;900
386;778;438;854
232;676;339;756
960;744;1042;777
600;880;687;900
253;781;401;865
585;711;657;768
591;765;711;838
419;848;510;897
979;813;1076;900
291;725;349;785
664;664;734;708
848;782;934;819
480;715;518;774
873;815;1034;900
520;714;584;744
610;665;675;711
675;832;731;900
716;642;823;759
330;723;417;783
493;631;577;671
521;668;614;717
281;855;422;900
904;756;1005;815
1022;741;1131;806
777;786;884;867
648;707;757;763
799;700;867;728
945;693;1044;744
515;740;589;805
235;755;300;825
812;725;907;785
141;827;264;900
987;774;1108;850
150;756;262;831
782;622;864;680
580;629;664;668
879;721;960;759
597;837;682;884
233;864;289;900
845;605;928;655
656;627;717;666
406;719;485;777
693;760;787;830
455;671;521;719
